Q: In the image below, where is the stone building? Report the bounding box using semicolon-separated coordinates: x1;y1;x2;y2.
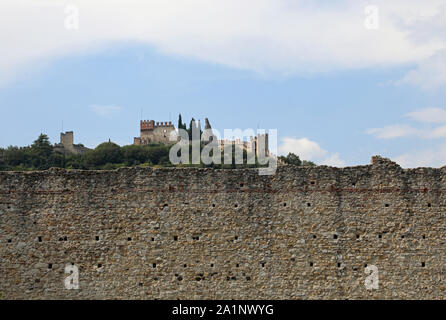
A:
53;131;89;155
217;133;269;157
134;120;176;145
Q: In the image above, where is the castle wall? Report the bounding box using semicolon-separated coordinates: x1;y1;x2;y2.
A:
0;157;445;299
140;125;175;144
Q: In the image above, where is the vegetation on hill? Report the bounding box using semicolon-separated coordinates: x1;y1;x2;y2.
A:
0;134;316;171
278;153;316;167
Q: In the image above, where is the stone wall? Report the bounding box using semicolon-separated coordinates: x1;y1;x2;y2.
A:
1;156;445;299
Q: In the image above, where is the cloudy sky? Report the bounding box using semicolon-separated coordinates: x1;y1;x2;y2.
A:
1;0;446;167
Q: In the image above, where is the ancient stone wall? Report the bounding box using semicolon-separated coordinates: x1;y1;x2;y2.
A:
0;157;445;299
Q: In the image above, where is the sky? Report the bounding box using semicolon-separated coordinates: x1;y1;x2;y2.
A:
1;0;446;168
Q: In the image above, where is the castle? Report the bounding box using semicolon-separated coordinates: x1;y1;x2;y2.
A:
134;118;270;157
217;134;269;157
53;131;89;155
133;120;176;145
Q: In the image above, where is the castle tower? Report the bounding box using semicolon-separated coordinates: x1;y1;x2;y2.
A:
134;119;176;145
60;131;74;147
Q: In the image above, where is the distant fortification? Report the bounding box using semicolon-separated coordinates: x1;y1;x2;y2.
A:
54;131;89;155
0;157;445;299
134;120;176;145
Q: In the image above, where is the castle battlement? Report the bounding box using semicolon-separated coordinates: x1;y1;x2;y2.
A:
135;119;176;145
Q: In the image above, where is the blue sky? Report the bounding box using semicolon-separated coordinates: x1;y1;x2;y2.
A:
1;0;446;167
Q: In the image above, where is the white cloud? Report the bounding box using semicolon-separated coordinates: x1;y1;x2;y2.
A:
89;105;122;117
367;107;446;139
366;124;420;139
278;137;345;167
279;137;327;159
320;153;346;167
397;50;446;90
406;107;446;123
394;144;446;168
1;0;446;87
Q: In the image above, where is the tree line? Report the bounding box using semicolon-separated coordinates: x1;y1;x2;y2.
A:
0;134;315;171
0;119;315;171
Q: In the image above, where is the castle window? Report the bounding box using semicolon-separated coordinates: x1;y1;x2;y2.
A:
261;262;265;268
333;234;338;240
7;239;11;243
234;204;238;208
422;235;426;239
421;262;425;267
95;236;99;241
240;183;244;187
48;264;52;269
356;234;360;240
337;263;342;268
139;283;143;287
127;237;132;241
184;264;187;268
210;264;214;268
193;236;200;240
378;234;382;239
310;262;313;267
153;263;156;268
385;204;389;207
212;204;216;208
307;203;311;207
98;264;102;268
313;235;317;239
246;276;251;281
174;236;178;241
151;237;155;241
38;236;42;242
177;276;183;281
234;236;238;240
427;203;432;207
283;203;287;207
236;264;239;268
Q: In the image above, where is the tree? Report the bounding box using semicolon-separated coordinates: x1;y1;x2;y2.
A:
3;146;26;167
27;134;53;169
279;153;302;166
177;114;186;131
31;134;52;158
122;145;149;165
302;160;316;167
85;142;123;167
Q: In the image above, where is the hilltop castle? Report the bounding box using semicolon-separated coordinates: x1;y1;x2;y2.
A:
53;131;89;155
133;120;176;145
134;118;270;156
